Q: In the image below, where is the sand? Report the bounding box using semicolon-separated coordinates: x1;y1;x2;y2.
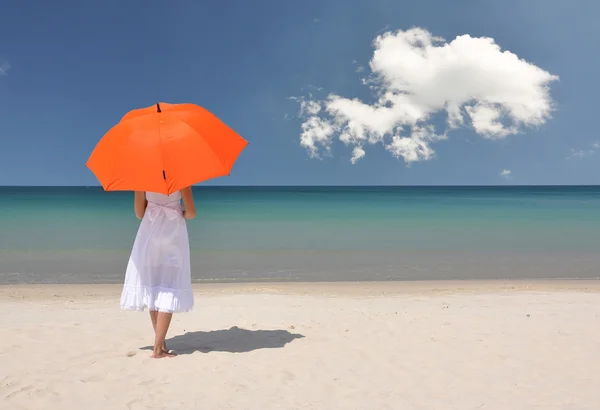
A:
1;280;600;409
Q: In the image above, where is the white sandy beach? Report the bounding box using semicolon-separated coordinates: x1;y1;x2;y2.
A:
1;281;600;409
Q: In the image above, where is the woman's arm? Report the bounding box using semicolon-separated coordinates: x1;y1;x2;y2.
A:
181;186;197;219
134;191;147;219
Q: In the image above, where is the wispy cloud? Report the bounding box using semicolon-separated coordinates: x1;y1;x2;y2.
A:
374;25;391;36
352;60;365;73
0;61;10;76
500;169;512;179
293;27;558;164
567;149;591;160
566;141;600;160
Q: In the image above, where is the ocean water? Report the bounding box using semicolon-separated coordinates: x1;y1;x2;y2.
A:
1;186;599;284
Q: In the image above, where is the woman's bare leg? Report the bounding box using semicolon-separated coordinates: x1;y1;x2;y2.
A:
149;310;169;353
152;312;176;358
150;310;158;330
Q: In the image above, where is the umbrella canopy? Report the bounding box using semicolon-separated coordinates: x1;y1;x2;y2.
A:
86;102;248;195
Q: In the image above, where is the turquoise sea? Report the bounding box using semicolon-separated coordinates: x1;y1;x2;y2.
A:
1;186;599;284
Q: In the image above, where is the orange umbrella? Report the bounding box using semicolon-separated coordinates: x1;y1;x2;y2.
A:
86;102;248;195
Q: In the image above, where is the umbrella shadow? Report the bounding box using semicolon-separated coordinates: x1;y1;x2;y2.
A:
140;326;305;355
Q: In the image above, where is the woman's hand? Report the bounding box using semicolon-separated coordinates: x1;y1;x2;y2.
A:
181;187;196;219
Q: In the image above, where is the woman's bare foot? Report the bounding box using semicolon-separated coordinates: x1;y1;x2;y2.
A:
152;342;176;358
151;350;177;359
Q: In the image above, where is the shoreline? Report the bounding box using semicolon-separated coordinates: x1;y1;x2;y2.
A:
4;249;600;285
2;279;600;301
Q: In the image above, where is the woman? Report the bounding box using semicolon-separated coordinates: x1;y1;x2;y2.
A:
120;187;196;358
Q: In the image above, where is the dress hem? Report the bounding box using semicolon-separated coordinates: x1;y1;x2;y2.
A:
120;284;194;314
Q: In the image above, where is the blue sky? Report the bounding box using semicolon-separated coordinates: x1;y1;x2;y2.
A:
0;0;598;186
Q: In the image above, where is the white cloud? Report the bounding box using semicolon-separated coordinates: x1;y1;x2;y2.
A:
350;146;366;163
299;99;321;116
0;61;9;76
295;27;558;163
500;169;512;179
300;114;334;157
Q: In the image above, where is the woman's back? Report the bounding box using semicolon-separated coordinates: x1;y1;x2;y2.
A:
121;188;193;314
146;191;181;204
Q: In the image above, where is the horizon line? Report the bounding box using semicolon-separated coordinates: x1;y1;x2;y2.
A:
1;184;600;188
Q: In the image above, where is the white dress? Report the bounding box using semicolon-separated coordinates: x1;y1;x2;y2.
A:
120;191;194;313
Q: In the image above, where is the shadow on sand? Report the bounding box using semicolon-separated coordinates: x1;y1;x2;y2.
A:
140;326;305;355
